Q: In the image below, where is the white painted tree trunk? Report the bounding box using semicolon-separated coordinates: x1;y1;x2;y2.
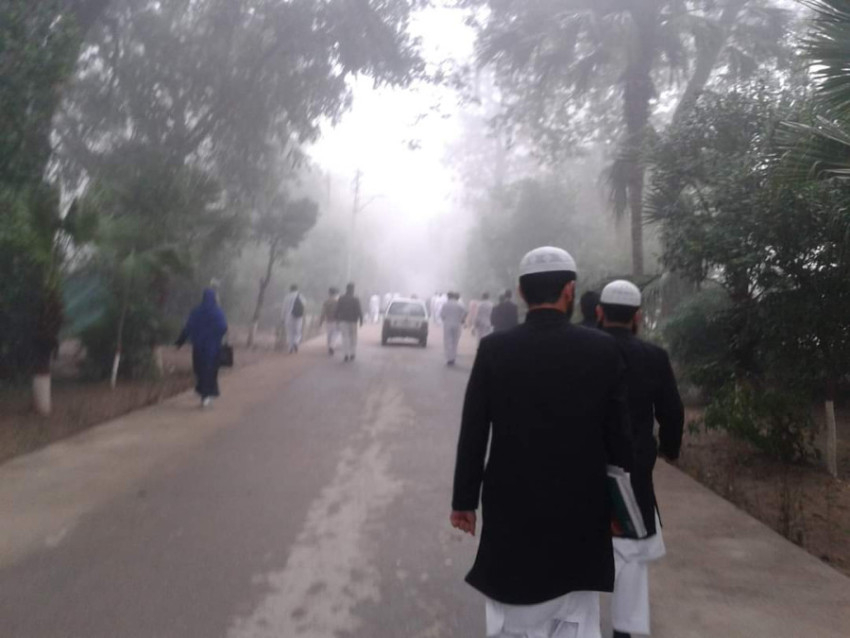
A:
248;321;259;348
32;374;51;416
825;399;838;478
153;346;164;377
110;351;121;389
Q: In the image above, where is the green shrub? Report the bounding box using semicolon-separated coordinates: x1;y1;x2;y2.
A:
663;287;736;393
80;299;170;380
703;383;817;464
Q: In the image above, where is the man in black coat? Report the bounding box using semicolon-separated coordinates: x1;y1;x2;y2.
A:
597;279;684;638
451;246;634;638
335;283;364;362
490;289;520;333
579;290;601;329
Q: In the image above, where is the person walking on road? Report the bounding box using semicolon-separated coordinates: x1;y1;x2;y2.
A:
319;287;340;356
597;280;684;638
176;288;228;408
281;284;305;354
474;292;494;338
336;283;364;362
440;292;467;366
490;289;519;333
369;294;381;324
451;246;634;638
580;290;601;329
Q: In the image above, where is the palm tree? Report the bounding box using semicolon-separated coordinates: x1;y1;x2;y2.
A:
472;0;788;276
782;0;850;180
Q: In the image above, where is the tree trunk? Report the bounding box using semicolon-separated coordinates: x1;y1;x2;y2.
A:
111;267;132;389
622;9;658;277
825;378;838;478
628;163;645;277
673;0;749;124
31;285;62;414
33;374;52;416
248;241;278;348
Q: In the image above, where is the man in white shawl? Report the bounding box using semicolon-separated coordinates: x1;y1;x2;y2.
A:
281;284;305;354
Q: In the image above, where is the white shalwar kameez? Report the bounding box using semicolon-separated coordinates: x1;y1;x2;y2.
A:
281;291;304;352
485;591;602;638
611;512;666;636
434;294;448;326
325;320;340;352
475;300;494;338
440;300;466;363
339;321;358;359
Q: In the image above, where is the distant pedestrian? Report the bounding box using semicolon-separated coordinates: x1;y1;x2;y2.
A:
369;294;381;323
490;289;519;333
336;283;364;362
319;287;340;356
434;292;448;326
474;292;494;338
579;290;601;329
463;299;476;332
176;288;228;408
598;280;684;638
281;285;305;353
450;246;634;638
440;292;467;366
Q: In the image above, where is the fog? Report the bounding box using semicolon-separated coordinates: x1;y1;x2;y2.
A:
229;4;632;322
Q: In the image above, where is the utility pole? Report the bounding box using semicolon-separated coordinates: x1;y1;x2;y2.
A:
346;169;361;282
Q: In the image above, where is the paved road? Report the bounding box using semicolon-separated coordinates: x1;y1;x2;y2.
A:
1;326;483;638
2;324;849;638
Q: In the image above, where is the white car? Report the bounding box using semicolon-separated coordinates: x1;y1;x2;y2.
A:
382;298;429;347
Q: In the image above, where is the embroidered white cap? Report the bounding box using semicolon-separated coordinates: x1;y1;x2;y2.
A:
600;279;642;308
518;246;577;277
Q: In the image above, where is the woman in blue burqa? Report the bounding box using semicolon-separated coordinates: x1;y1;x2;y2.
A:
176;288;228;407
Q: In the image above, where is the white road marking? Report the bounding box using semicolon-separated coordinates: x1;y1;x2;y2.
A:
228;387;410;638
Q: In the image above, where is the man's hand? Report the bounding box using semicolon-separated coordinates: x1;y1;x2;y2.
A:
450;511;477;536
660;452;679;466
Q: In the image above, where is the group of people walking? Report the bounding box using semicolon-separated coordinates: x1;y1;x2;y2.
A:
315;284;365;362
278;283;365;362
451;246;684;638
437;289;520;366
175;247;683;638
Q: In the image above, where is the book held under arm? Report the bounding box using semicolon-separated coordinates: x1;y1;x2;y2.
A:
607;465;648;540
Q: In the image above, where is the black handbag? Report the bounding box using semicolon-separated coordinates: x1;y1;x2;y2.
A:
219;343;234;367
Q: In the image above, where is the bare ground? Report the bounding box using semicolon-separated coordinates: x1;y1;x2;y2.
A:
0;325;305;465
677;406;850;578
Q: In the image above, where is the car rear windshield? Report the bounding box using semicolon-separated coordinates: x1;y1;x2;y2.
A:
388;302;426;317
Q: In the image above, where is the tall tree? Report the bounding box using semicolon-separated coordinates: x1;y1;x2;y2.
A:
464;0;789;276
0;0;115;401
782;0;850;179
247;194;319;347
55;0;424;200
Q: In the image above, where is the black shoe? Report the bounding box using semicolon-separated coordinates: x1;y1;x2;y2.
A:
447;360;455;366
613;631;631;638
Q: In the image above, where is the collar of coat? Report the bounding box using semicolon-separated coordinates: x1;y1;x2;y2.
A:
524;308;569;323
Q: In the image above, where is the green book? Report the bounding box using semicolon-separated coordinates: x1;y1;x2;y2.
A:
607;465;648;540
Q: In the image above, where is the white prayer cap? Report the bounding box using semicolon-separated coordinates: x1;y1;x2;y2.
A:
518;246;577;277
600;280;642;308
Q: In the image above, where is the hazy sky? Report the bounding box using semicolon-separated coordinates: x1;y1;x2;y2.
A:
309;6;474;226
306;5;478;295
